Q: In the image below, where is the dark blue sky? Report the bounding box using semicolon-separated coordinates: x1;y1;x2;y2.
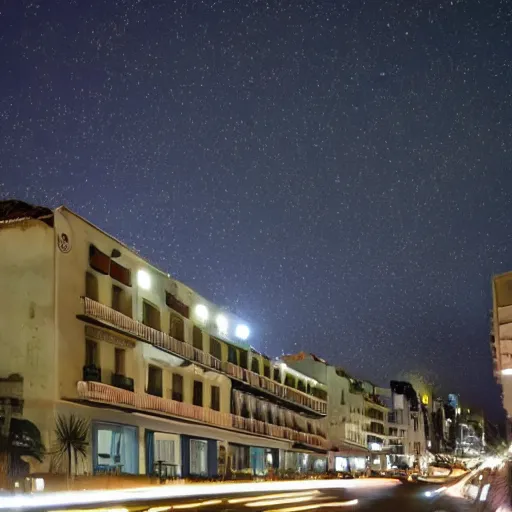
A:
1;0;511;420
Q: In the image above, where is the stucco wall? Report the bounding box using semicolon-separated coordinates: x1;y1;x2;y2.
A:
0;219;56;463
52;207;249;402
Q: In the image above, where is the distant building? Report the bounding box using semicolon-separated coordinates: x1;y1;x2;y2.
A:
282;353;428;472
280;353;369;473
0;200;328;479
491;271;512;439
388;381;428;470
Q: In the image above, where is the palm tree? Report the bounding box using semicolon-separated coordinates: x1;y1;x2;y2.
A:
54;415;89;476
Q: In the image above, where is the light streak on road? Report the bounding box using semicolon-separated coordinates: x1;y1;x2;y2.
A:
1;478;399;510
228;491;318;504
245;496;315;508
266;499;359;512
173;500;223;509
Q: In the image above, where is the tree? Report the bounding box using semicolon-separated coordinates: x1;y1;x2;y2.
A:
0;416;45;487
54;415;89;476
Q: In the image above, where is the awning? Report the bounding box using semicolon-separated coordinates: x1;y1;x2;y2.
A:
290;443;328;455
330;443;369;457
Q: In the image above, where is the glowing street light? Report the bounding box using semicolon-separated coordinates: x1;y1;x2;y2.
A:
137;269;151;290
195;304;209;323
235;324;250;340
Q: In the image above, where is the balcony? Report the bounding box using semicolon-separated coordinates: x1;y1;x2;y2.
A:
389;444;405;455
80;297;327;415
365;395;387;408
77;381;327;449
111;373;134;392
387;430;405;438
83;364;101;382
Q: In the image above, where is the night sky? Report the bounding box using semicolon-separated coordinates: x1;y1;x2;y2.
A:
1;1;511;421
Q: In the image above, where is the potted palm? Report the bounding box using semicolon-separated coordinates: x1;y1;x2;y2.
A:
54;415;89;478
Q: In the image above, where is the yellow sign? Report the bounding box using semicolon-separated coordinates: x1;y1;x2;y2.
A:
421;394;429;405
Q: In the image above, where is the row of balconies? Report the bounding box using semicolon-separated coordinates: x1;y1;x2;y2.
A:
81;365;324;438
77;380;327;449
81;297;327;415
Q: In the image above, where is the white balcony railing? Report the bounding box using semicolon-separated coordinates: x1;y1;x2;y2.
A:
81;297;327;415
77;381;327;449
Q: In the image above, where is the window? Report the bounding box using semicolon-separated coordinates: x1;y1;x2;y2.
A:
89;245;110;274
228;345;238;365
143;301;160;330
152;432;180;476
172;374;183;402
147;365;163;397
155;438;176;465
112;285;132;317
170;313;185;342
273;368;280;382
112;285;122;312
193;380;203;407
209;337;222;360
189;439;207;476
230;445;250;471
115;348;125;375
85;272;98;301
251;356;260;374
413;416;419;432
284;374;295;388
341;389;345;405
85;339;98;366
297;380;306;392
239;350;248;369
193;326;203;350
110;260;131;287
263;363;271;378
93;422;138;474
210;386;220;411
165;291;190;318
241;400;251;418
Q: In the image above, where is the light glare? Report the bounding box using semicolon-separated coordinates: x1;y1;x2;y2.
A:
137;270;151;290
245;496;314;507
235;324;250;340
216;314;228;334
195;304;209;323
0;477;400;511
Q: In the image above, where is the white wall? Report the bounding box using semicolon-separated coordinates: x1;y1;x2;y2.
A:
0;220;57;468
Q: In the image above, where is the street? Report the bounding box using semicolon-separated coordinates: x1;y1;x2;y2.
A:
0;478;480;512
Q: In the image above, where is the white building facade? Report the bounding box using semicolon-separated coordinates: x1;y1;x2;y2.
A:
282;353;428;473
492;272;512;440
0;201;328;479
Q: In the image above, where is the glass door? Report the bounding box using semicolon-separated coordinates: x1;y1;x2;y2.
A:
190;439;208;476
